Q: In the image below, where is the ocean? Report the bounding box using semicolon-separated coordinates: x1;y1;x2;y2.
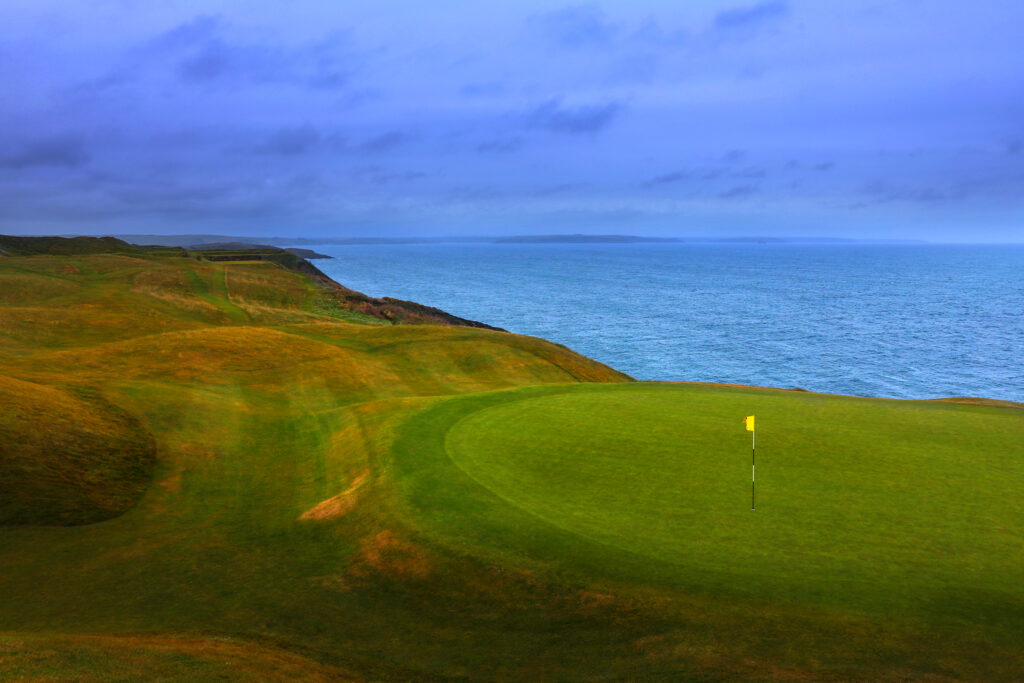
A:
310;242;1024;402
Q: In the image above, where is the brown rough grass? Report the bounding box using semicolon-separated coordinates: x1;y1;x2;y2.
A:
350;530;433;580
0;632;361;681
299;470;370;521
0;374;155;525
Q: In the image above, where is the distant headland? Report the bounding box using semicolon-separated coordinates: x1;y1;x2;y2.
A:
105;233;928;247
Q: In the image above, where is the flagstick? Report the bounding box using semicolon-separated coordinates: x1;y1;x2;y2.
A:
751;427;756;511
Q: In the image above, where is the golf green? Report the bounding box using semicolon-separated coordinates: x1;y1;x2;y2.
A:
439;384;1024;624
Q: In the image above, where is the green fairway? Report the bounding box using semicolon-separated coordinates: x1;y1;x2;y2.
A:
439;384;1024;624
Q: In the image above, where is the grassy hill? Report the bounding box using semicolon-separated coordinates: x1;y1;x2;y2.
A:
1;238;1022;680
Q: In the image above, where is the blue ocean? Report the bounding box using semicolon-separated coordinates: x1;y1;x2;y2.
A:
311;243;1024;403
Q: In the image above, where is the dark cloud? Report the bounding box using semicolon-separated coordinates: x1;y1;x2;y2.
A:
718;185;758;199
1007;140;1022;155
737;64;767;80
642;170;688;188
860;180;967;204
713;2;789;30
644;163;766;188
525;99;623;134
70;71;133;94
358;132;414;153
150;15;222;50
606;51;660;84
461;82;506;98
529;4;616;48
533;183;584;196
476;137;524;153
338;88;383;108
253;125;325;156
813;161;836;171
445;185;508;202
735;166;766;179
350;165;426;185
113;181;236;208
539;206;646;223
0;136;90;169
177;40;231;81
149;16;353;89
304;36;355;90
722;149;746;163
632;18;689;47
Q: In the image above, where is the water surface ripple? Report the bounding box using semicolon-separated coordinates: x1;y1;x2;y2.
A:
312;243;1024;402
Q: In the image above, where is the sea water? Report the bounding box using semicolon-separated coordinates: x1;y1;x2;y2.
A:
311;243;1024;402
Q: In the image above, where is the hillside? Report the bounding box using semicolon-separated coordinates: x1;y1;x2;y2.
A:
0;238;620;525
0;238;1022;680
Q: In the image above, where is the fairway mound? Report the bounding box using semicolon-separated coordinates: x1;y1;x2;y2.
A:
0;375;155;525
931;396;1024;409
32;326;375;383
0;272;80;304
345;324;633;384
0;303;196;350
0;234;160;257
299;470;369;520
0;632;360;681
350;530;433;581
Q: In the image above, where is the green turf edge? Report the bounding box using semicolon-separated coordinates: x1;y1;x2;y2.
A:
386;382;1024;679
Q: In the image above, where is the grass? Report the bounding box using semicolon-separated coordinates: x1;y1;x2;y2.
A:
437;384;1024;629
0;632;359;681
0;376;154;525
0;241;1022;680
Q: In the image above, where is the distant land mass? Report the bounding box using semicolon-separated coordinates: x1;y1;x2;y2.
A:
107;233;928;247
494;234;678;243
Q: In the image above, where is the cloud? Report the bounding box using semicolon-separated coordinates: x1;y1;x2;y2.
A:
524;99;623;134
1007;139;1022;156
643;163;766;188
358;131;414;153
532;183;582;196
713;2;789;31
150;15;222;50
476;137;524;153
253;125;325;156
632;18;689;47
0;136;90;169
177;40;231;81
529;4;616;48
461;82;506;98
251;126;399;156
148;16;353;89
642;170;688;188
860;180;967;204
718;185;758;199
349;165;426;185
734;166;766;179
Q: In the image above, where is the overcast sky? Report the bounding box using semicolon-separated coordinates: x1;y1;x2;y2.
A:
2;1;1022;241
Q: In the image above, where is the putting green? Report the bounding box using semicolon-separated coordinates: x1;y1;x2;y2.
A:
439;384;1024;621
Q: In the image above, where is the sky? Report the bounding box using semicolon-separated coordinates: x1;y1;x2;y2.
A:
1;0;1023;241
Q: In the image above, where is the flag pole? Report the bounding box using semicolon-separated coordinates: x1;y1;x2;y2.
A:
751;426;756;511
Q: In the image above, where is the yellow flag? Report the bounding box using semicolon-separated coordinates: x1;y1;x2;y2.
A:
743;415;755;431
